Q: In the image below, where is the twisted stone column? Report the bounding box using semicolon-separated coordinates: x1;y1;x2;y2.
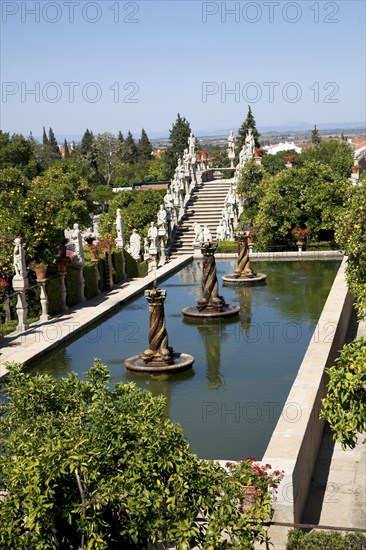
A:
234;234;254;278
142;285;173;365
197;242;226;311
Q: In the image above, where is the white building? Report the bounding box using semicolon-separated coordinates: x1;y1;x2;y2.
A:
263;141;303;155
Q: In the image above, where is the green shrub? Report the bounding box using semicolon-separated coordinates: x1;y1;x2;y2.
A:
46;276;63;315
112;250;124;283
124;249;139;278
98;259;106;291
138;261;148;278
286;529;366;550
215;241;237;254
65;269;80;307
84;264;98;300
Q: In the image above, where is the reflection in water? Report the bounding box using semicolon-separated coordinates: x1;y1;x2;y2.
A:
197;319;223;389
236;286;253;336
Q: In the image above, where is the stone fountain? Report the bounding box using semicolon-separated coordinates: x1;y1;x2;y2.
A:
124;282;194;373
182;242;240;318
222;232;266;285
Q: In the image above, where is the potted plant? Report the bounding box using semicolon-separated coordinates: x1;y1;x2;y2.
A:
28;260;48;280
224;458;284;516
290;226;311;244
98;236;116;254
88;242;101;261
56;253;71;273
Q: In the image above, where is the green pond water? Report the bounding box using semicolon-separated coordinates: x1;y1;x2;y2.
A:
31;259;340;461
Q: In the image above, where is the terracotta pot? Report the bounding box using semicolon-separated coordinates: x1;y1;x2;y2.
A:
241;486;257;513
248;236;254;244
35;268;47;280
196;152;202;161
202;151;208;160
57;262;67;272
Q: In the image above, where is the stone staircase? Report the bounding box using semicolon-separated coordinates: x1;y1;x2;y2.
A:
170;179;232;255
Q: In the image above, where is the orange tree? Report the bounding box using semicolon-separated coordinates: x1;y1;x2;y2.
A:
0;160;94;276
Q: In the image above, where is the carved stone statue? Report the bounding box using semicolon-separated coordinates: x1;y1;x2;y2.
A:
188;132;196;156
71;223;85;266
203;224;212;242
157;205;168;232
144;237;149;255
228;131;235;156
164;190;174;210
148;222;158;248
216;221;226;241
13;238;27;278
183;148;191;177
193;222;203;243
129;229;141;260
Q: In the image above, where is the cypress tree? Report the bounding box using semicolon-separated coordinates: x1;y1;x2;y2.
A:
48;127;61;157
163;113;192;179
311;125;321;144
122;131;138;164
42;126;49;145
137;128;153;162
236;106;261;160
80;129;95;157
63;139;70;158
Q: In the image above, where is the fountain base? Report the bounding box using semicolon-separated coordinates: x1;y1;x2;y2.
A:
182;304;240;319
124;352;194;373
222;273;267;286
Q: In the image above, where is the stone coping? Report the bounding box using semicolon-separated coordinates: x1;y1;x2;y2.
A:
261;256;353;527
216;250;344;261
0;255;193;380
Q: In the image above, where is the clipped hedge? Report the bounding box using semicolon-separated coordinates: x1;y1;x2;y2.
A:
138;261;148;278
286;529;366;550
84;264;99;300
215;241;237;254
98;259;107;291
112;250;124;283
65;269;81;307
124;250;139;278
46;276;63;315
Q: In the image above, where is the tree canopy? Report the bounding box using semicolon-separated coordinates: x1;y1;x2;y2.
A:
163;113;192;179
0;360;282;549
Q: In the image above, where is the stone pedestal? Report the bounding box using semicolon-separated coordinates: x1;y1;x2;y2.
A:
148;248;158;273
12;275;29;331
192;242;203;259
124;284;194;373
182;242;240;319
93;259;101;294
78;267;87;302
222;233;266;286
59;271;69;312
38;279;50;321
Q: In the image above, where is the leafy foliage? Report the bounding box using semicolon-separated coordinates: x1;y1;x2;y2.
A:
321;337;366;448
294;140;353;179
286;528;366;549
334;179;366;318
261;150;299;176
0;361;283;549
98;189;165;242
252;162;352;250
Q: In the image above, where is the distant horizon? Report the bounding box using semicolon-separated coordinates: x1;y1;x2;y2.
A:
18;120;366;145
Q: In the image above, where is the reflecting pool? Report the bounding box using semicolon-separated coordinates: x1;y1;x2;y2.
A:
32;260;340;461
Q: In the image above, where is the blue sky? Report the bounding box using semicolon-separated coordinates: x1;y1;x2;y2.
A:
1;0;365;139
